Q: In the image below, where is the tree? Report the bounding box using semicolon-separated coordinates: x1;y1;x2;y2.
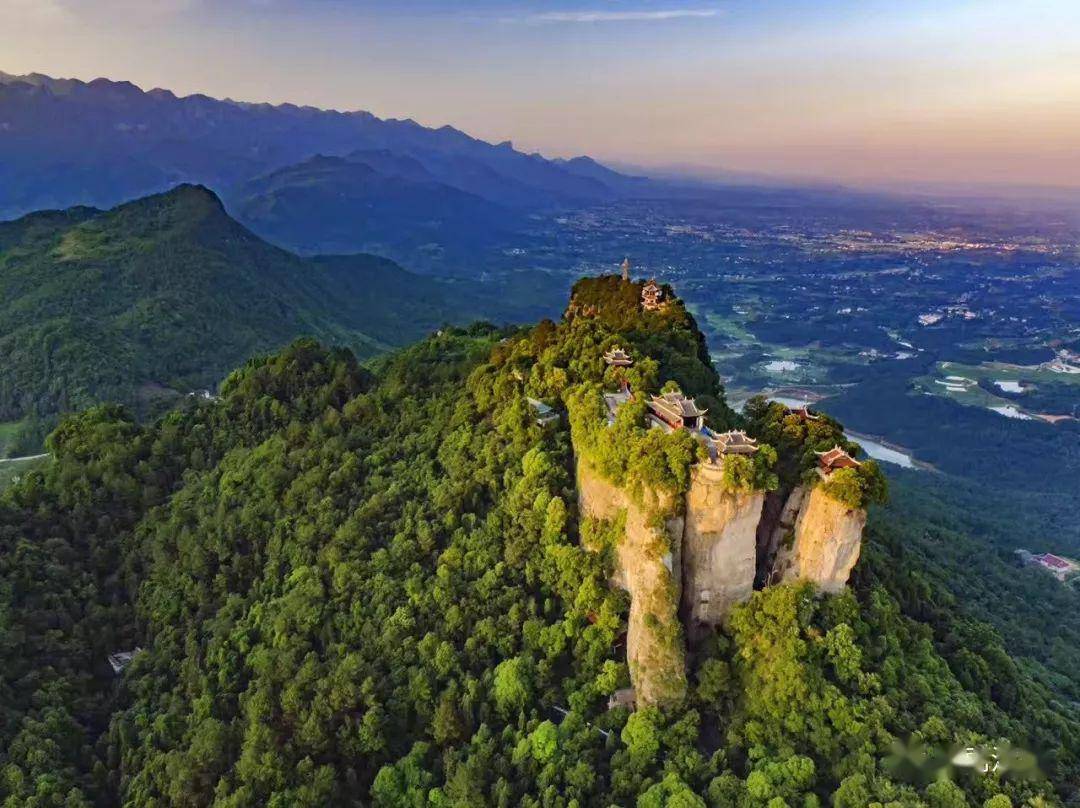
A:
621;711;661;769
493;657;533;717
926;780;968;808
637;773;706;808
528;721;559;764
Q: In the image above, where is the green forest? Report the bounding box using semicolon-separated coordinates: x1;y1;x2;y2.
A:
2;277;1078;807
0;185;494;455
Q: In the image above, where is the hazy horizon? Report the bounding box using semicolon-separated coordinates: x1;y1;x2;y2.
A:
6;0;1080;191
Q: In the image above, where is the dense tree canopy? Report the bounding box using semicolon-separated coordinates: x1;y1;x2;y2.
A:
0;278;1073;807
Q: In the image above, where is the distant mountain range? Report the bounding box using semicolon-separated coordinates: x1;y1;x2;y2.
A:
0;183;496;448
0;71;653;263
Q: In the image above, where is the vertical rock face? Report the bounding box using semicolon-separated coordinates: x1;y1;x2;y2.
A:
755;485;806;586
681;464;764;628
576;456;867;702
772;485;866;593
576;462;687;708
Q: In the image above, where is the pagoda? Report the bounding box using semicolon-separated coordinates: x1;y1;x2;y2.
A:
648;389;707;431
621;257;632;282
815;445;861;476
603;346;634;367
641;279;665;311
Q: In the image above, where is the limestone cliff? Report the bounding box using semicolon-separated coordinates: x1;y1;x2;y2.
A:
681;464;763;630
771;485;866;593
574;436;867;703
756;485;806;585
576;461;687;708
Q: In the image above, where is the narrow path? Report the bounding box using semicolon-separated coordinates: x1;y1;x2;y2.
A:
0;453;49;465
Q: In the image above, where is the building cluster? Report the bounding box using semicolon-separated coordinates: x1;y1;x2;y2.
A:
1043;350;1080;375
600;345;863;479
588;336;871;711
601;345;776;472
918;304;979;327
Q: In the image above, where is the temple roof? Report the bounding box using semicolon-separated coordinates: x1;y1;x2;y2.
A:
712;429;759;454
649;390;707;421
815;445;861;470
107;647;143;675
603;346;634;365
527;397;554;415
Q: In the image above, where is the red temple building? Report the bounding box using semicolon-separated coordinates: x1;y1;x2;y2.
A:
815;445;861;476
648;389;707;431
786;405;820;422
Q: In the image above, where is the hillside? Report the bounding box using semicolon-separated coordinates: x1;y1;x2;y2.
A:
0;71;642;223
0;184;476;451
1;277;1074;807
233;154;522;260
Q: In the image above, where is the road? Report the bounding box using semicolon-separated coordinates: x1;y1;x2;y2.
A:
0;453;49;465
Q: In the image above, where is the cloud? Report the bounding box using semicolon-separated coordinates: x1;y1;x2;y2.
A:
518;8;720;24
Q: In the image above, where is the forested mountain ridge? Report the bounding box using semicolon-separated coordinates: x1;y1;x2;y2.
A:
0;280;1075;807
0;184;478;453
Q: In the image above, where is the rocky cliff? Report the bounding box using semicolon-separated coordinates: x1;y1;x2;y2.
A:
577;452;868;701
755;485;806;586
681;464;764;632
770;485;866;593
576;461;687;708
576;454;774;703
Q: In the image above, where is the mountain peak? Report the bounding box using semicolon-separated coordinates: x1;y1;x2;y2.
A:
103;183;234;237
157;183;226;210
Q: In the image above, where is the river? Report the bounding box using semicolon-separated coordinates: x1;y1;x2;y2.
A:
731;395;920;469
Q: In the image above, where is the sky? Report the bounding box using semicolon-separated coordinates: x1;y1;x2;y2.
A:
4;0;1080;189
